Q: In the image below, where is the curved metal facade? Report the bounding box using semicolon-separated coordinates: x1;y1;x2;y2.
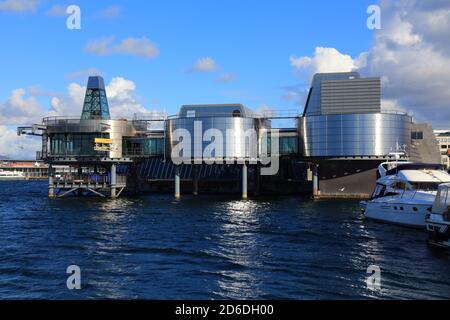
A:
44;118;136;159
166;117;269;162
299;113;412;157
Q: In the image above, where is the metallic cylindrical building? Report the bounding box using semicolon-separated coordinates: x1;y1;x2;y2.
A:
166;104;270;163
299;112;412;157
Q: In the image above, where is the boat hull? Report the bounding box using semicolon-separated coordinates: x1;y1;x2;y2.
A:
426;217;450;248
0;176;26;180
363;201;430;228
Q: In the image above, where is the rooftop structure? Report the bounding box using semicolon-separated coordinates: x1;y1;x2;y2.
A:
303;72;381;116
299;72;411;159
81;76;111;120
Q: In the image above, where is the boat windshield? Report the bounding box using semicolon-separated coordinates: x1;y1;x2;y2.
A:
409;182;440;192
433;186;450;215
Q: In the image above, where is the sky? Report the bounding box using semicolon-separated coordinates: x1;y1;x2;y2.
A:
1;0;450;158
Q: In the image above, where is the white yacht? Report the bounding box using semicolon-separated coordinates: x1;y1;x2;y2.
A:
426;183;450;248
361;162;450;228
0;169;26;180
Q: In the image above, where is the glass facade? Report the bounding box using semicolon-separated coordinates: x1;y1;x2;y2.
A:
123;137;164;156
263;135;298;155
49;133;108;156
80;88;110;120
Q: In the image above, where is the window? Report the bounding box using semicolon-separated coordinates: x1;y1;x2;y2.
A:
232;109;241;117
410;182;440;191
411;131;423;140
280;136;299;155
392;181;406;190
187;110;196;118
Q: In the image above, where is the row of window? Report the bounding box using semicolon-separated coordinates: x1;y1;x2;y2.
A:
50;133;107;156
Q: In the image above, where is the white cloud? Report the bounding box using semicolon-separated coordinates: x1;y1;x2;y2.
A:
47;77;155;119
289;1;450;128
360;0;450;128
290;47;367;81
255;105;275;117
2;77;161;158
45;4;66;16
85;37;159;58
98;5;121;19
0;88;43;125
188;57;218;73
65;68;102;80
216;73;236;83
0;125;42;160
0;0;39;12
106;77;149;119
0;125;41;159
112;37;159;58
47;82;85;117
281;86;309;109
84;37;115;56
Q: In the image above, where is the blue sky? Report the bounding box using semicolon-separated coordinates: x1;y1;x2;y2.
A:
4;0;449;158
0;0;375;115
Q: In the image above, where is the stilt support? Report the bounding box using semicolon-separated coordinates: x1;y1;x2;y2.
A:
255;165;261;196
242;163;248;199
312;164;319;199
48;164;55;198
193;165;199;196
175;166;181;199
111;163;117;198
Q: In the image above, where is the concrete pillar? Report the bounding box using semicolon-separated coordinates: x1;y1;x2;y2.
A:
48;164;54;198
242;163;248;199
192;165;199;196
312;164;319;199
111;163;117;198
175;166;181;199
255;165;261;196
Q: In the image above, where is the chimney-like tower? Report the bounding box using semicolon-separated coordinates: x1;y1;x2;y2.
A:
80;76;111;120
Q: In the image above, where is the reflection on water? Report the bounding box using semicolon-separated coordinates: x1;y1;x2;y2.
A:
214;200;266;298
0;181;449;299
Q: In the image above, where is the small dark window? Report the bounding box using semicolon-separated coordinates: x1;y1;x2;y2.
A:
232;109;241;117
400;207;404;211
413;207;418;211
411;131;423;140
394;206;398;210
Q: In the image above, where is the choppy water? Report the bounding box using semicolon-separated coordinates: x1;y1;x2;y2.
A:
0;180;449;299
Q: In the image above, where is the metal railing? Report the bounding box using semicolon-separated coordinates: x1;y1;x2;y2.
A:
123;148;164;157
55;174;126;186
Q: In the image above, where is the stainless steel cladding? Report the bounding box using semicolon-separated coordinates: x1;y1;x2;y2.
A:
299;112;412;157
166;116;270;162
43;117;136;159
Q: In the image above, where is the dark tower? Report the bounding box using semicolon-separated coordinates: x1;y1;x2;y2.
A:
80;76;111;120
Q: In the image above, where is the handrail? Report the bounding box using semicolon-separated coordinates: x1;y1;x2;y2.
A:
303;110;409;117
42;117;130;123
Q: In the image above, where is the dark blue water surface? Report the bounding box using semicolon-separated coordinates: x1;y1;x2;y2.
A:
0;180;449;299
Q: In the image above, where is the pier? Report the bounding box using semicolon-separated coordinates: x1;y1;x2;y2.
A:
17;73;425;199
